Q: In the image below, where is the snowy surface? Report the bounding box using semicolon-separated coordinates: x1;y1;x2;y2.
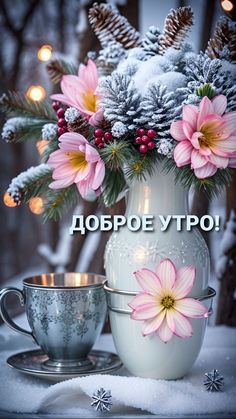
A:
0;315;235;417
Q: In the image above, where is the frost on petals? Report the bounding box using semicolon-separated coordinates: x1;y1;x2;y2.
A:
129;259;208;343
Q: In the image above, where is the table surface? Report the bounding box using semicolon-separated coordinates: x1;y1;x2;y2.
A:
0;315;235;418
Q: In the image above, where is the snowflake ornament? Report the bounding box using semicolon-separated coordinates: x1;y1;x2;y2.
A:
204;369;224;392
91;388;112;412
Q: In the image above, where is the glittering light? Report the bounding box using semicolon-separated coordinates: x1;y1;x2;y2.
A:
36;139;49;155
29;197;44;214
3;192;18;207
37;44;53;62
221;0;234;11
26;85;46;101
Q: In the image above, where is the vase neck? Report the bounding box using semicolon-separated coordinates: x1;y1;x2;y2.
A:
125;164;188;216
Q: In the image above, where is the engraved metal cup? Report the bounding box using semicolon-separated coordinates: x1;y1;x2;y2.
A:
0;273;107;372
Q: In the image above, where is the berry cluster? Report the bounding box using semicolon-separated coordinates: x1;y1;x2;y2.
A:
52;101;68;137
135;128;156;154
94;129;113;149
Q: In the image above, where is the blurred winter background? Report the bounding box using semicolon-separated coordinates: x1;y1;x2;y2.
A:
0;0;235;326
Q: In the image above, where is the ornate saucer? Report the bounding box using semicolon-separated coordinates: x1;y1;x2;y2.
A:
7;349;123;381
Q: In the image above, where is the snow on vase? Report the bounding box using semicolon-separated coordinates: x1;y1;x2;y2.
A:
104;164;213;379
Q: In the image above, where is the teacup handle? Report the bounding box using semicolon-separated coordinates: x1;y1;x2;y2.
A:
0;287;34;340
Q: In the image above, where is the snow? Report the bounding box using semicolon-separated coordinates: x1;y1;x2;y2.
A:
0;322;235;416
147;71;187;93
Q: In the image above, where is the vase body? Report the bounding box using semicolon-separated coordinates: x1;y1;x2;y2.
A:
104;164;210;379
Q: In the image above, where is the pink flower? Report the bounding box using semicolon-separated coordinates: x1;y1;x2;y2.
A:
129;259;208;343
51;59;103;125
48;132;105;198
170;95;236;179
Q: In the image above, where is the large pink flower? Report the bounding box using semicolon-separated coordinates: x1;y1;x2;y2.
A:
51;59;103;125
129;259;208;343
170;95;236;179
48;132;105;198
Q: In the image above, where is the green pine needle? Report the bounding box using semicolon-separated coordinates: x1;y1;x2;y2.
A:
4;118;55;143
125;150;161;182
163;158;233;199
196;83;216;99
43;185;79;221
101;168;127;207
41;140;59;163
99;139;133;171
0;91;57;121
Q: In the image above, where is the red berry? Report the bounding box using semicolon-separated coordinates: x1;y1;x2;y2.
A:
58;127;66;136
58;118;66;127
136;128;146;137
139;144;148;154
104;132;113;142
147;129;156;138
94;137;104;146
57;108;65;118
135;136;142;145
94;128;104;138
52;101;60;111
141;135;150;144
98;142;105;149
147;141;156;150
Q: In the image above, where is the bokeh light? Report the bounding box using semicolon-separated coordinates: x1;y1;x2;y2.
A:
28;197;44;215
3;192;18;207
37;44;53;62
221;0;234;11
36;139;49;155
26;85;46;101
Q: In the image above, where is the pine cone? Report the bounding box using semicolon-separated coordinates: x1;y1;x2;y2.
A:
47;58;77;84
159;6;194;54
67;115;90;138
141;26;161;58
97;117;112;132
206;18;236;62
89;2;140;49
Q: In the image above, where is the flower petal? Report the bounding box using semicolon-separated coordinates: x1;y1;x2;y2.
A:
166;310;176;333
212;94;227;116
183;121;193;140
222;112;236;135
158;318;173;343
197;96;214;129
156;259;176;292
173;140;192;167
194;162;217;179
91;159;105;190
141;310;165;336
173;310;193;339
134;269;162;295
85;144;99;163
229;157;236;168
208;154;229;168
131;303;162;320
175;298;208;318
211;136;236;157
183;104;198;130
173;266;196;299
49;175;75;189
128;293;157;310
50;93;77;108
170;120;186;141
191;149;207;169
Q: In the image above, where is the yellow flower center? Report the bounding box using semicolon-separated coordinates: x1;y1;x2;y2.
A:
83;90;97;112
66;151;88;171
161;295;175;310
199;119;225;149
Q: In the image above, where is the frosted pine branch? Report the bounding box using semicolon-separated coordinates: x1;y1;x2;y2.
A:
140;26;161;59
7;164;52;204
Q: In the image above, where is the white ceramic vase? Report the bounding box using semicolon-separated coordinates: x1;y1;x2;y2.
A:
104;164;212;379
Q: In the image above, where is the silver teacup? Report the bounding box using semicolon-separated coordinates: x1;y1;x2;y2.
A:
0;273;107;372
